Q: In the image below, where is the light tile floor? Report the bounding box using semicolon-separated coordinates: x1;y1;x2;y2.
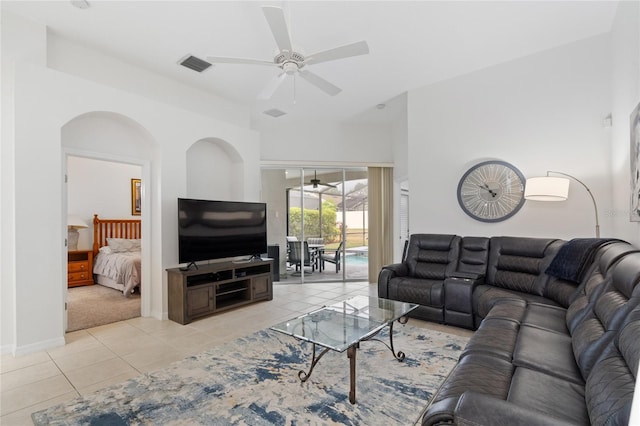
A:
0;282;473;425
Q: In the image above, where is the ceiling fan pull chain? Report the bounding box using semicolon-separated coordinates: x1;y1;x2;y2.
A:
293;73;297;105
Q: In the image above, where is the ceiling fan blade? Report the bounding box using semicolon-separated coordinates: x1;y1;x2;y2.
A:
305;41;369;65
206;56;274;66
257;72;287;100
298;70;342;96
262;6;293;53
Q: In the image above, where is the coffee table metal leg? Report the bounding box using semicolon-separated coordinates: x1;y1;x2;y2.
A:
347;343;358;404
388;320;406;361
367;318;407;361
298;343;331;382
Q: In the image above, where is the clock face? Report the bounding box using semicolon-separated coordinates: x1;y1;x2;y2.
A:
457;160;525;222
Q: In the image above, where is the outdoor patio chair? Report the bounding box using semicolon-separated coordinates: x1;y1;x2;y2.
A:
288;241;316;273
322;241;344;273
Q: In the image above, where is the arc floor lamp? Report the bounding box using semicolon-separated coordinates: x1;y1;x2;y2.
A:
524;171;600;238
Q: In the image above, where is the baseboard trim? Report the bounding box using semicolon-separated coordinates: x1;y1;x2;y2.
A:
13;336;66;356
0;344;15;355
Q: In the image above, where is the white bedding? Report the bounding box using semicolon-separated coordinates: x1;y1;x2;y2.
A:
93;251;141;296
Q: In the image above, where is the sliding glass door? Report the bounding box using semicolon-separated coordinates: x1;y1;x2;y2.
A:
261;167;368;283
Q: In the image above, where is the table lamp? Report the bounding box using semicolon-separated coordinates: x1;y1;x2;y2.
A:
68;214;88;251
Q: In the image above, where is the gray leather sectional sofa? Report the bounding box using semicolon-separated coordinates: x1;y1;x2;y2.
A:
378;234;639;426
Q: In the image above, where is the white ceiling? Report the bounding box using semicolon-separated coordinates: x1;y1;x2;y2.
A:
2;1;619;126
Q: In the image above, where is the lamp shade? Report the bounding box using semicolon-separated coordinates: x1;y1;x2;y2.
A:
524;177;570;201
67;214;88;229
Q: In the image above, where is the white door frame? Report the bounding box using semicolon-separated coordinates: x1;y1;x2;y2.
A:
62;148;151;332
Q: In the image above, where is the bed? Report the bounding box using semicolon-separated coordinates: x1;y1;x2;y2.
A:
92;214;142;296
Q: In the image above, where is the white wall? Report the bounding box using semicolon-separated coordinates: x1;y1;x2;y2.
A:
67;156;142;251
392;93;409;261
257;120;394;164
48;35;250;129
610;1;640;246
1;11;48;353
2;12;261;354
186;139;244;201
407;34;612;239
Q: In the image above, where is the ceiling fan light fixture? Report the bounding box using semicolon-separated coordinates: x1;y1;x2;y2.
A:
283;62;298;75
205;6;369;100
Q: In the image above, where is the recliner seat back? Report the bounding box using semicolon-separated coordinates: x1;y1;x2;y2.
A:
566;242;639;333
571;252;640;379
456;237;490;276
585;303;640;425
486;237;563;298
404;234;461;280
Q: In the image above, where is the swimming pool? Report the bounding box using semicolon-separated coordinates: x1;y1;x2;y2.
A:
345;254;369;266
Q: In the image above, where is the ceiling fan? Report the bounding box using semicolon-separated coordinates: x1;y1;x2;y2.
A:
206;6;369;100
308;171;337;189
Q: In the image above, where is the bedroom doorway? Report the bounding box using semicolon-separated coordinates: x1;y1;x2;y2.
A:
64;155;143;332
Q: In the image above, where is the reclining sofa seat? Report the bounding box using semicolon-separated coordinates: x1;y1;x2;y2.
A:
379;234;567;330
378;234;461;322
471;236;566;323
420;243;640;426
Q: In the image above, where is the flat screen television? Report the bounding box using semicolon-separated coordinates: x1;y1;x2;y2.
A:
178;198;267;264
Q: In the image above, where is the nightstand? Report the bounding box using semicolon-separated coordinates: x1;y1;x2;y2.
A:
68;250;94;287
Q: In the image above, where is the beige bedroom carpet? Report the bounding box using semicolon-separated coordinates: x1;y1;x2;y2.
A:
67;285;140;332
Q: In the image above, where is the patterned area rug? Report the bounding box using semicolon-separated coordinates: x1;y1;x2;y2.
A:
32;324;468;425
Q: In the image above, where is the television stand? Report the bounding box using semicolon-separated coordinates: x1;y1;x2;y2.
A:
179;261;198;271
166;259;273;325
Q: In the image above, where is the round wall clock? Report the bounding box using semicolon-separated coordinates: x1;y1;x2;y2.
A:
457;160;526;223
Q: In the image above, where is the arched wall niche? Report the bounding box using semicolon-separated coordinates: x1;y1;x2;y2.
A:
186;137;244;201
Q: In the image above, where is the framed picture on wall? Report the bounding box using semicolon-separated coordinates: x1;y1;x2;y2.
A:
131;178;141;216
631;102;640;222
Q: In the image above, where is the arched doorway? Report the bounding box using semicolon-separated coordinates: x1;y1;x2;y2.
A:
61;112;154;331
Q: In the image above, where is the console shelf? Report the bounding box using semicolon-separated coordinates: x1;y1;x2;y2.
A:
167;259;273;325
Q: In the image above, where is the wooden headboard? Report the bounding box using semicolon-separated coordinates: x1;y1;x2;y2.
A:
93;214;142;256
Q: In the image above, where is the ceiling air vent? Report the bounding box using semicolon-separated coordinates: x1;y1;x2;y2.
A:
178;55;212;73
263;108;287;118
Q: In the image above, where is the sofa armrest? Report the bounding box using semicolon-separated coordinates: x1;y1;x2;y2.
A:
449;272;485;281
378;263;408;298
382;262;408;276
443;275;484;329
454;392;580;426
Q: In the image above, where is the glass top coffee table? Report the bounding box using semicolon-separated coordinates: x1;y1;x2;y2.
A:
270;295;418;404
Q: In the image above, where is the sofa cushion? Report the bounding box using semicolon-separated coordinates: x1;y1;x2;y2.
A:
486;237;563;298
521;303;568;335
388;277;443;307
474;285;560;319
456;236;490;276
584;305;640;426
508;367;588;424
460;317;521;361
512;325;583;384
453;391;580;426
570;253;640;378
544;276;580;309
404;234;460;279
482;298;527;321
422;353;514;426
